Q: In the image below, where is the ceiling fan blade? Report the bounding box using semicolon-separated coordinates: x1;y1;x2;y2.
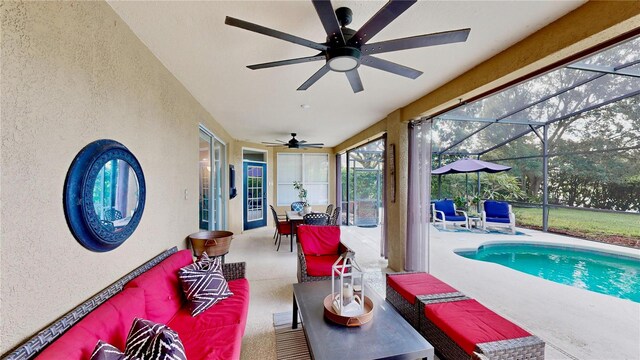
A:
225;16;328;51
361;28;471;55
361;56;422;79
264;144;286;147
349;0;416;46
297;65;330;91
248;54;326;70
346;70;364;93
300;143;324;146
312;0;345;46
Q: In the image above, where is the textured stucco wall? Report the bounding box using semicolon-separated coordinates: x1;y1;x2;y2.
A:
0;1;232;352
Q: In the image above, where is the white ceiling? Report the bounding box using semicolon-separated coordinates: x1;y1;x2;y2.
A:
108;0;585;148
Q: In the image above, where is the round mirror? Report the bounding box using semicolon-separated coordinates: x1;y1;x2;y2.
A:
92;159;140;232
64;140;146;252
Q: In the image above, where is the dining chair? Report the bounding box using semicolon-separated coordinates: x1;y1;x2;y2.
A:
329;206;341;225
270;205;292;251
303;212;329;225
325;204;334;216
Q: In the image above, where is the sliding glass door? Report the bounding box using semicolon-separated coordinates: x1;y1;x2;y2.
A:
199;127;227;230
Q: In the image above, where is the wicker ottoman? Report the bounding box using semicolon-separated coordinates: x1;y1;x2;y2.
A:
419;297;545;360
385;272;465;329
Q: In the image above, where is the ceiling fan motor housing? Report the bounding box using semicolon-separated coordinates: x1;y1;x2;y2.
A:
326;47;361;72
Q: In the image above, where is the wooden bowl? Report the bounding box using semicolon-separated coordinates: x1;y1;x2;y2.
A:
188;231;233;257
323;294;374;327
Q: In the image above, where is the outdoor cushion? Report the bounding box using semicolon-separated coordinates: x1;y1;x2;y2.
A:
484;201;510;218
442;215;466;222
277;221;292;234
90;341;136;360
176;325;244;360
125;318;186;360
124;250;192;324
35;288;147;360
304;254;341;276
387;273;459;305
485;217;511;224
298;225;340;256
424;299;531;355
178;256;233;316
168;278;250;334
435;200;456;216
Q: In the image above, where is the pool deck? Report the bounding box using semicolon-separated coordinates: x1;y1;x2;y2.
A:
428;224;640;360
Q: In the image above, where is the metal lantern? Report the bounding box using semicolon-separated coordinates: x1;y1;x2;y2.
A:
331;251;365;316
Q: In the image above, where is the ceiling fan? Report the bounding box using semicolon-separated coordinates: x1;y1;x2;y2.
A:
225;0;470;93
262;133;324;149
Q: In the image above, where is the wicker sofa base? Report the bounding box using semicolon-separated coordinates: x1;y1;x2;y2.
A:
419;298;545;360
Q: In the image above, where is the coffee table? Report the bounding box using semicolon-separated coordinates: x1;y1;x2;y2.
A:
292;280;434;360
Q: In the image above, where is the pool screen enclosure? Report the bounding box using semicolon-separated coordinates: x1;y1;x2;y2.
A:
426;34;640;231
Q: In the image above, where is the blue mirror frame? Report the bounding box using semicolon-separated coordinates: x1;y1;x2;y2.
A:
64;139;146;252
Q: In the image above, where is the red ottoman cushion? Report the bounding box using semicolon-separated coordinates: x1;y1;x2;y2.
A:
304;254;340;276
124;250;193;324
35;288;146;360
168;278;250;334
424;299;531;355
387;273;458;304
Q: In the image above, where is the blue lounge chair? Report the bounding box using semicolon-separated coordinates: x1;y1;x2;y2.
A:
482;200;516;234
431;199;468;229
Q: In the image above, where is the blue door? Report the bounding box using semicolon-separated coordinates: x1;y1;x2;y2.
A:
243;161;267;230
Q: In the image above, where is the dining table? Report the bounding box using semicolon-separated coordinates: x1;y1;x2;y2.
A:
285;210;305;252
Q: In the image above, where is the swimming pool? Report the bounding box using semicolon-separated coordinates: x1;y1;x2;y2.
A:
456;243;640;302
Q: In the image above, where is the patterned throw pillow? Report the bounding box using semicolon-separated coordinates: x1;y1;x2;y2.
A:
124;318;187;360
90;341;137;360
178;255;233;316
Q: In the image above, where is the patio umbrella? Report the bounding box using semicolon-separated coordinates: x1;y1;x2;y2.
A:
431;158;511;175
432;158;511;208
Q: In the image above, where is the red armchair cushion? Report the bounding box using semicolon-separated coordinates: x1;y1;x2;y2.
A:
424;299;531;355
387;273;459;305
124;250;192;324
304;254;341;276
168;278;250;334
298;225;340;255
36;288;146;360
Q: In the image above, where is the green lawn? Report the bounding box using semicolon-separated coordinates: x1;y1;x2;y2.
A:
513;206;640;241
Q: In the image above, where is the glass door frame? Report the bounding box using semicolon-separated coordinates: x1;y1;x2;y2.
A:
199;124;227;231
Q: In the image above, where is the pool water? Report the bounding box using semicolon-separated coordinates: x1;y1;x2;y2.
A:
456;243;640;302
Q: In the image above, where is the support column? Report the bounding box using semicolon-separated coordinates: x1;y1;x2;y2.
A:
476;155;481;213
542;125;549;231
437;155;442;199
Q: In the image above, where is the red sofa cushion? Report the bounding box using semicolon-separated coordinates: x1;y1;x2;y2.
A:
176;325;244;360
168;278;250;334
124;250;193;324
36;288;146;360
424;299;531;355
298;225;340;255
387;273;459;305
305;254;341;276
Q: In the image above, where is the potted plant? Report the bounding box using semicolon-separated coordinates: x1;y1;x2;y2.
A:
293;181;311;214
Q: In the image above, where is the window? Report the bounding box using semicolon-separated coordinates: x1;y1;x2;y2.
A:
277;153;329;205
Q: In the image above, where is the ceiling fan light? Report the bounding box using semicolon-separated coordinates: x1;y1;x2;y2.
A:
328;56;359;72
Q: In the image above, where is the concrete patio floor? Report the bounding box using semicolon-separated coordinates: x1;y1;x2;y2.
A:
227;224;639;360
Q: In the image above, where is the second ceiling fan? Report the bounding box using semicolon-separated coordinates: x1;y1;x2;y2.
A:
225;0;470;93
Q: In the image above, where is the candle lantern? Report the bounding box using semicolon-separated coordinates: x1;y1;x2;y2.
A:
331;250;365;316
